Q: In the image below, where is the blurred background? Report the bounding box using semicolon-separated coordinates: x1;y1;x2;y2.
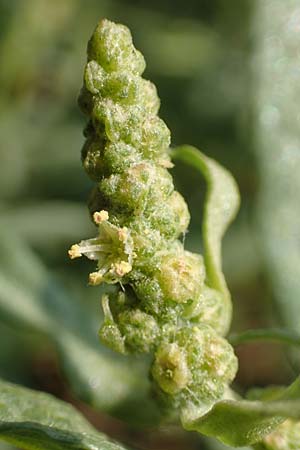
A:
0;0;299;449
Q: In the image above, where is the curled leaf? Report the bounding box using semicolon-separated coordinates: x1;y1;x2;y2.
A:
172;145;240;335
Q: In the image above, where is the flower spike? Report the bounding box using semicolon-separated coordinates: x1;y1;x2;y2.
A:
71;18;238;422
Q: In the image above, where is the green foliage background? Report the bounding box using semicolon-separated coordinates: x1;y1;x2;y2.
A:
0;0;299;449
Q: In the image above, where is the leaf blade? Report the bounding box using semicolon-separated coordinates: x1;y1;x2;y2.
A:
172;145;240;334
182;377;300;446
0;378;128;450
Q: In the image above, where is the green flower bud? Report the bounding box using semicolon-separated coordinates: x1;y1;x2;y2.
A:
152;343;191;395
103;142;141;174
99;291;159;354
87;19;145;75
179;326;237;395
84;60;106;95
129;246;206;321
183;285;228;335
128;223;163;258
92;99;139;143
139;79;160;115
146;191;190;239
100;163;173;211
166;191;190;235
130;116;171;159
152;325;237;417
104;71;141;104
155;249;205;304
118;308;159;353
132;273;182;323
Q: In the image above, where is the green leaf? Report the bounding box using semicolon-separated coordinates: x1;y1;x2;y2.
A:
172;145;240;335
0;378;128;450
171;146;300;446
182;377;300;447
0;228;160;424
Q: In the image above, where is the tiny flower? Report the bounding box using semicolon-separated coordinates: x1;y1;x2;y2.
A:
152;343;191;395
118;308;160;353
154;249;205;304
68;216;134;285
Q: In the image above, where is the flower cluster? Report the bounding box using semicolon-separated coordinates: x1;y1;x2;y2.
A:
70;19;237;420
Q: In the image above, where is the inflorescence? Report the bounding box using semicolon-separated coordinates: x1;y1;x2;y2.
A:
69;19;237;421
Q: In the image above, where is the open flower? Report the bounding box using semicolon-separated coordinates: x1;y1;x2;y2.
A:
68;210;134;285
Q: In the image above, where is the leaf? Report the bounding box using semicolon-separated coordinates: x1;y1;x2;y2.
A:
0;228;160;424
182;377;300;447
0;378;128;450
172;145;240;335
171;146;300;447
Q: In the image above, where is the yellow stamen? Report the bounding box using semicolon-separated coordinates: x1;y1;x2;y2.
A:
93;210;109;224
118;227;128;242
68;244;82;259
89;271;103;285
111;261;132;277
159;159;174;169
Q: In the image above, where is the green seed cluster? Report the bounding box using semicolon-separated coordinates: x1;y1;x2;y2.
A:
70;19;237;419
